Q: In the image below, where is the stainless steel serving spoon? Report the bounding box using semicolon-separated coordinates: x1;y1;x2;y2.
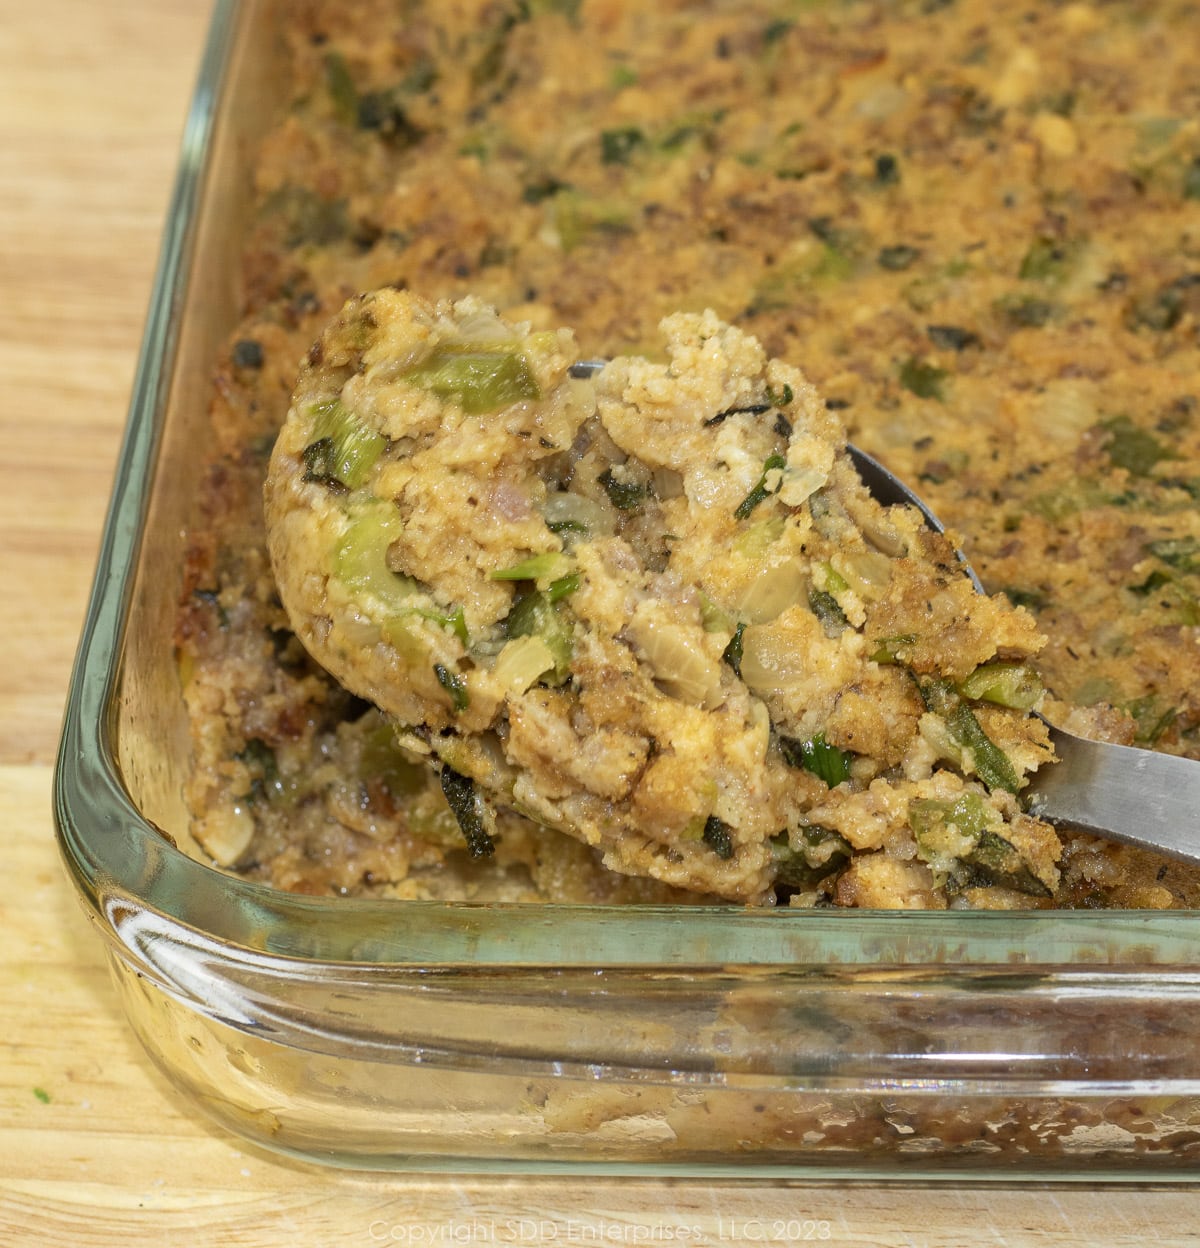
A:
571;359;1200;867
850;443;1200;866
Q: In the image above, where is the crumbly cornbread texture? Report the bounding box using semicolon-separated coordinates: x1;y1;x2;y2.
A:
266;290;1059;903
177;0;1200;908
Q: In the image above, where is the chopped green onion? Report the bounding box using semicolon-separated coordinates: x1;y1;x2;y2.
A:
771;826;851;889
779;732;852;787
919;677;1020;794
547;572;580;602
1147;536;1200;572
546;518;587;536
870;633;916;664
598;467;648;510
995;294;1058;328
436;605;470;646
721;622;746;676
908;793;1048;896
963;829;1052;897
734;453;787;520
873;153;900;185
434;663;470;712
808;588;847;635
1019;235;1076;283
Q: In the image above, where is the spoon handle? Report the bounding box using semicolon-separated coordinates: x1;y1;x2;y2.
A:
1029;726;1200;867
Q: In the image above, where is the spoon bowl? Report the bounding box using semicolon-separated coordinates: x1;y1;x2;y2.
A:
850;445;1200;870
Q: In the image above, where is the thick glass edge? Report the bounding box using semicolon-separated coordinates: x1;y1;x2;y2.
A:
53;0;247;916
52;0;1200;973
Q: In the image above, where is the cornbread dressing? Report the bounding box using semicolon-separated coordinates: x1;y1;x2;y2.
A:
177;0;1200;908
265;291;1058;902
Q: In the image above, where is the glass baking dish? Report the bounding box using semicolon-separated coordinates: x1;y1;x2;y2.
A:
54;0;1200;1178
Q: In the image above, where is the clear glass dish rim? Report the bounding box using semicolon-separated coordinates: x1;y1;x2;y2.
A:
51;0;1200;975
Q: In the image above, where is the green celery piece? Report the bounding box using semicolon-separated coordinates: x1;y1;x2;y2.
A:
305;399;386;490
336;505;468;644
324;52;359;124
919;678;1021;794
490;552;574;583
908;793;1048;896
336;503;411;607
908;792;991;842
870;633;916;664
899;356;947;401
819;562;849;593
1102;415;1175;476
1018;235;1076;282
779;732;852;787
404;344;541;414
957;662;1043;711
360;722;429;796
700;593;735;634
503;589;573;682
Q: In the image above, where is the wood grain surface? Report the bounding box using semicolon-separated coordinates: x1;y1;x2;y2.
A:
2;1;1199;1243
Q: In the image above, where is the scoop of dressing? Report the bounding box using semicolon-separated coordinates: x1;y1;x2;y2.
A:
265;289;1061;906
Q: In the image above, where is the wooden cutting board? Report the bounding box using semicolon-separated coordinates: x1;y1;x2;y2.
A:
2;2;1197;1242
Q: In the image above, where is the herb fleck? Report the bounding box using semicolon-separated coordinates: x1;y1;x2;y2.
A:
878;244;922;271
899;357;948;401
439;767;495;857
702;815;735;859
734;453;787;519
434;663;470;712
600;126;645;165
722;622;746;677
